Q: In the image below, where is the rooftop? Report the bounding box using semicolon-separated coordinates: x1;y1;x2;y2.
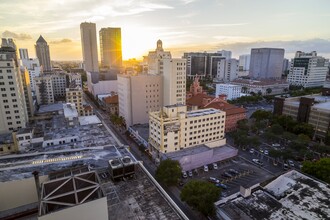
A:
130;123;149;143
232;79;289;86
37;103;64;114
78;115;101;125
0;133;13;144
218;170;330;220
186;108;222;118
63;103;78;118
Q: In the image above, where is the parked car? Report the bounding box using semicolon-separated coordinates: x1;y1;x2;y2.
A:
208;164;214;170
193;169;199;175
228;169;239;175
216;183;228;190
213;163;218;170
188;170;193;177
283;163;289;170
264;150;269;155
272;143;280;147
249;148;255;154
204;165;209;172
182;171;188;178
209;177;220;184
252;159;263;166
259;148;264;153
288;160;295;167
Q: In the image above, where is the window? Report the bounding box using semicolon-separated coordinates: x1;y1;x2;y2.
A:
9;82;14;85
8;76;13;79
7;69;11;73
0;88;5;91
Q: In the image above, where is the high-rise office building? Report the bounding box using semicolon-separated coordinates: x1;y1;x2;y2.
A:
239;54;250;71
0;38;28;133
35;35;51;72
99;28;122;69
216;58;238;82
287;51;329;88
19;48;29;60
249;48;284;79
80;22;99;72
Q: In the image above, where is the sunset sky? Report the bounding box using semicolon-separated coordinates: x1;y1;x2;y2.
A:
1;0;330;60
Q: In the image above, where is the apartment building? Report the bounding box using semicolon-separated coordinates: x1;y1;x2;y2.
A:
149;104;226;156
66;86;84;116
68;73;82;87
274;94;330;139
118;73;162;127
147;40;171;74
287;51;329;88
20;58;41;91
51;73;67;98
0;39;28;133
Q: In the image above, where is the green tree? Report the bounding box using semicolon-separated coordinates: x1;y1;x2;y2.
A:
271;123;284;135
324;132;330;146
155;159;182;186
251;110;272;122
302;158;330;184
180;180;221;216
237;119;249;131
293;123;314;138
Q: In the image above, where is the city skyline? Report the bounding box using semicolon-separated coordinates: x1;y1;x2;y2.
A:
1;0;330;60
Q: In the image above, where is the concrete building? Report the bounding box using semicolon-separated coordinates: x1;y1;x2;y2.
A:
20;57;41;91
0;38;28;133
161;58;186;106
80;22;99;72
20;67;35;118
86;71;117;97
52;72;67;98
232;79;289;95
147;40;171;74
216;58;238;82
68;73;82;87
99;27;122;69
239;54;250;71
149;104;226;156
217;50;232;60
99;94;118;115
66;86;84;116
274;94;330;140
187;78;246;132
249;48;284;79
215;84;241;100
0;133;17;154
19;48;29;60
287;51;329;88
118;74;162;127
34;75;54;105
35;35;51;72
183;52;225;78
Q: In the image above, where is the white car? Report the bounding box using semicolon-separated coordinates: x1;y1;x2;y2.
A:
182;171;188;178
252;159;263;166
213;163;218;170
288;160;294;167
249;148;255;154
264;150;269;155
204;165;209;172
283;163;289;170
188;170;193;177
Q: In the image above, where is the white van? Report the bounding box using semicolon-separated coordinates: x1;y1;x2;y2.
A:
213;163;218;170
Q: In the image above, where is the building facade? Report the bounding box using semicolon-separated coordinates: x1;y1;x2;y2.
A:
215;84;241;100
80;22;99;72
249;48;284;79
66;86;84;116
231;79;289;95
147;40;171;74
99;27;122;69
19;48;29;60
34;75;54;105
118;74;162;127
35;35;51;72
51;73;67;99
274;95;330;139
20;57;41;91
20;68;34;118
287;51;329;88
239;54;250;71
149;105;226;156
216;58;238;82
0;38;28;133
217;50;232;60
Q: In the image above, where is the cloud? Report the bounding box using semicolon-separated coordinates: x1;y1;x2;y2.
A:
50;38;72;44
2;30;32;40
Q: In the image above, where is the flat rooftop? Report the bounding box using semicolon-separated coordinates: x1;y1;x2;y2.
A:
218;170;330;220
130;124;149;142
79;115;102;125
186;108;221;118
37;103;64;114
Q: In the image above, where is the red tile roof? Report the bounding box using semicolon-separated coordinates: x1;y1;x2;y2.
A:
104;95;118;104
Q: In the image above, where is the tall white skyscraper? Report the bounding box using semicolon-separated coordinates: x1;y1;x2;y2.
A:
35;35;51;72
0;38;28;133
80;22;99;72
249;48;284;79
217;50;232;60
287;51;329;88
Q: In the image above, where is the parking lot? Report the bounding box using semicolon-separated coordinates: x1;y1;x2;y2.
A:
179;157;274;197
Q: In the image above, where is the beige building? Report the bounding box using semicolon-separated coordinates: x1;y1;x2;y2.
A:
34;75;54;105
52;72;67;98
20;67;34;118
35;35;51;72
0;39;29;133
161;58;187;106
118;74;162;127
80;22;99;72
0;133;18;154
68;73;82;87
147;40;171;74
66;86;84;116
149;104;226;156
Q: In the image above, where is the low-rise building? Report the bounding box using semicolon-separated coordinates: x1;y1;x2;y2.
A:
0;133;17;154
102;94;118;115
149;104;226;157
274;94;330;139
215;84;241;100
231;79;289;95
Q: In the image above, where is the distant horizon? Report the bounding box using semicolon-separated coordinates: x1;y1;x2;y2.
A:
1;0;329;60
